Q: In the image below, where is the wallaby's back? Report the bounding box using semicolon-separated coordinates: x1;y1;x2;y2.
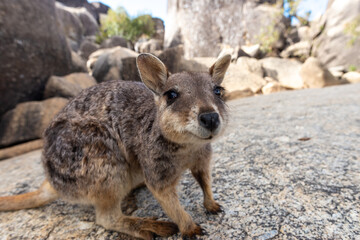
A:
42;80;155;202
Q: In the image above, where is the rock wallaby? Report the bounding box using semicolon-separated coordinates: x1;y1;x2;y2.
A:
0;53;231;239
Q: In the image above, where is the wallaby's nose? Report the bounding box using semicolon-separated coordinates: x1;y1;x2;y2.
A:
199;112;220;132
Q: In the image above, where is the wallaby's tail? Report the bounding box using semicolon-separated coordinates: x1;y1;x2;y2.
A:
0;180;58;211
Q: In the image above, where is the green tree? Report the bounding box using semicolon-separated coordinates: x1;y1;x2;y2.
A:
256;0;309;54
256;24;280;54
96;7;155;44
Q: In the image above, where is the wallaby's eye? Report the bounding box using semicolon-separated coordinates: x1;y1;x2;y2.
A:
164;90;179;104
213;86;224;96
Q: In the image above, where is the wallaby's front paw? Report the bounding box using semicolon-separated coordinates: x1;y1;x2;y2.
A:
205;201;223;214
182;224;207;239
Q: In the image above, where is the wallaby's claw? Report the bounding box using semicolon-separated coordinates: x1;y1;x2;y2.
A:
205;201;223;214
182;224;207;239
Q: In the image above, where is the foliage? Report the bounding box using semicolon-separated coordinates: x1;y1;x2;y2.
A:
255;9;283;54
256;24;280;54
344;16;360;46
348;65;357;72
96;7;155;44
255;1;306;54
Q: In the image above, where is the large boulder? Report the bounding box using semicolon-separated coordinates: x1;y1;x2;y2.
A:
300;57;339;88
297;26;313;42
342;71;360;84
56;2;98;51
56;3;84;49
312;0;360;69
223;64;267;94
91;2;110;20
328;66;346;79
165;0;287;58
152;17;165;42
156;46;185;73
217;45;244;61
0;98;68;147
280;41;311;61
90;2;110;23
0;0;76;119
260;57;303;89
135;39;163;53
75;7;99;36
87;48;111;72
261;81;288;95
56;0;109;24
44;73;97;99
156;46;208;74
286;27;300;45
70;51;88;72
236;57;264;77
241;44;261;58
88;47;140;82
79;40;100;59
100;36;130;49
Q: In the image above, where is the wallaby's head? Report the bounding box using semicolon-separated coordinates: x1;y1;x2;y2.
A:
137;53;231;144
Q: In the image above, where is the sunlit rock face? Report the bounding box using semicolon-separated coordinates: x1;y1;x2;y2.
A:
312;0;360;69
165;0;287;58
0;0;75;118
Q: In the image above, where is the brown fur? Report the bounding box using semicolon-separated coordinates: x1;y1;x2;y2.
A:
0;180;57;211
0;54;231;239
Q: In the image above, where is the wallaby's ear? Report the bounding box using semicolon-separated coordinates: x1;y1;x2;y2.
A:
209;54;231;85
136;53;169;95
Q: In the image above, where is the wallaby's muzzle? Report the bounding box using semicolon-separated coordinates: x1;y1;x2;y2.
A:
198;112;220;132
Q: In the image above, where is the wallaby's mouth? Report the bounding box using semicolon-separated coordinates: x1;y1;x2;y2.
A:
184;114;223;142
187;128;220;141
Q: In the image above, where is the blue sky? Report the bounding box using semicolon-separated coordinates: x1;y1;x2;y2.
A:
90;0;328;25
90;0;167;20
290;0;329;23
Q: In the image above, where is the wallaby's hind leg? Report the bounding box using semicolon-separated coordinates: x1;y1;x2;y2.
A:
95;199;178;240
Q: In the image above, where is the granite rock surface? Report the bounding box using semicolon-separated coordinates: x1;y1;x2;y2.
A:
312;0;360;69
0;83;359;239
0;0;75;118
165;0;287;58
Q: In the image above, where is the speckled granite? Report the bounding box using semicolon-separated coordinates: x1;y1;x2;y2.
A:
0;83;359;239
